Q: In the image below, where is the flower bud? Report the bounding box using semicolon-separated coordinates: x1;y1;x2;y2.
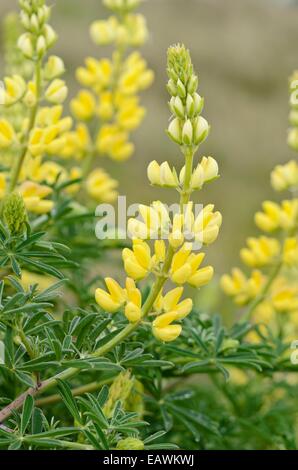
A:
176;78;186;98
187;74;198;94
1;192;28;236
18;33;34;59
20;11;31;29
182;119;193;145
43;24;57;48
171;96;185;118
193;116;209;145
30;13;40;32
147;160;161;185
190;164;205;189
45;79;68;104
44;56;65;80
167;117;182;144
201;156;219;183
116;438;144;451
36;35;46;57
167;79;177;96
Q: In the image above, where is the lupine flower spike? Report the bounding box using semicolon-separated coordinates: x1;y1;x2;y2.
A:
96;44;222;342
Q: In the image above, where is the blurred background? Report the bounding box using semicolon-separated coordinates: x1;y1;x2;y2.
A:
1;0;298;297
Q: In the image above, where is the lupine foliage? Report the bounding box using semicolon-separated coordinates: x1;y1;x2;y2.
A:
0;0;297;451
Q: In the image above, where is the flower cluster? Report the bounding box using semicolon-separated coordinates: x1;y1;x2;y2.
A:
0;0;153;216
221;72;298;343
95;44;222;342
63;0;153;202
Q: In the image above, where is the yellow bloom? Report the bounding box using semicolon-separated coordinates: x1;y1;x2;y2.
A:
154;286;193;320
118;52;154;95
271;160;298;192
97;91;114;121
95;277;126;313
76;57;112;93
272;287;298;313
66;167;82;194
44;55;65;80
124;278;142;323
21;270;54;291
0;119;16;148
90;16;118;45
122;239;152;280
180;156;219;190
19;181;54;214
70;90;96;121
147;160;178;188
240;236;280;267
127;201;170;240
96;124;134;161
192;203;222;245
28;126;66;157
61;124;91;159
152;312;182;342
85;168;118;203
3;74;26;105
116;95;145;131
220;268;265;305
283;237;298;266
170;243;214;288
0;174;6;199
45;79;68;104
255;199;298;232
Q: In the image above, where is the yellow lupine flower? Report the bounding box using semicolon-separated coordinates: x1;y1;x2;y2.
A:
147;160;178;188
272;287;298;313
122;239;152;280
95;277;142;321
170;243;214;287
21;270;54;292
96;124;134;161
85;168;118;203
180;156;219;190
154;287;193;320
76;57;112;92
116;96;145;131
283;237;298;266
0;174;7;199
44;55;65;80
70;90;96;121
95;277;127;313
66;167;82;194
124;278;142;323
118;52;154;95
192;203;222;245
23;81;37;107
152;312;182;342
3;74;26;105
61;124;91;159
90;16;118;45
0;119;16;148
255;199;298;232
220;268;265;305
97;91;114;121
45;79;68;104
240;236;280;267
128;201;170;240
19;181;54;214
271;160;298;192
28;126;66;157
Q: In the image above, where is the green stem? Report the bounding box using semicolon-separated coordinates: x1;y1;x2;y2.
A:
240;260;283;323
24;437;93;450
0;147;195;425
8;60;42;193
36;378;114;407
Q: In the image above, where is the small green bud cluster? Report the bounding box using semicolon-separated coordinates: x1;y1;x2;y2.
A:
1;192;28;236
167;44;209;148
116;437;144;450
103;0;141;13
103;370;134;418
18;0;56;61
